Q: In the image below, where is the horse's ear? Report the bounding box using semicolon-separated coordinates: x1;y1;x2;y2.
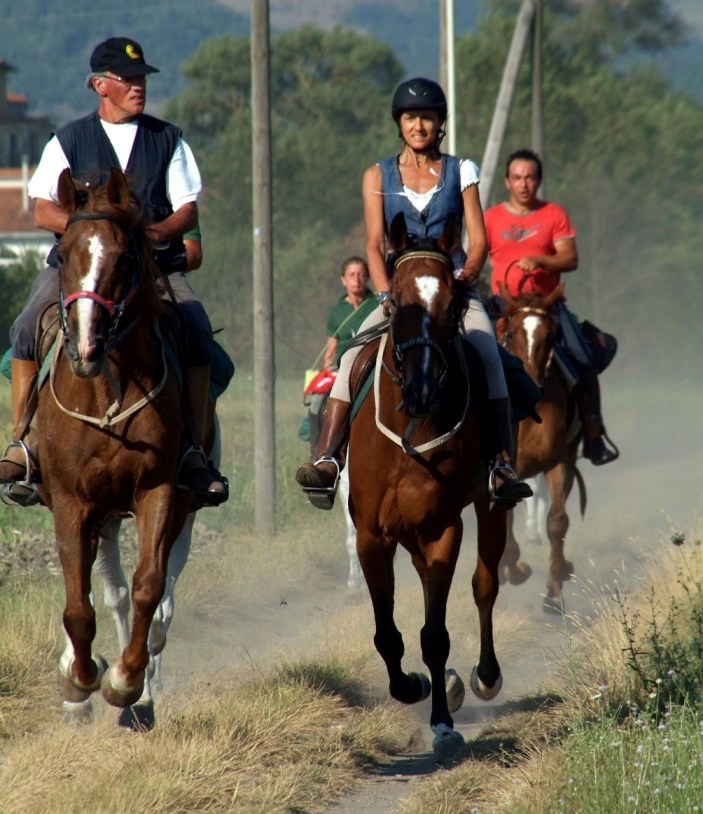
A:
105;166;131;209
388;213;408;252
57;168;86;212
544;282;565;307
437;214;462;257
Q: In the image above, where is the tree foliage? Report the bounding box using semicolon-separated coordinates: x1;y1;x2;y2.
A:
159;6;701;376
163;26;402;371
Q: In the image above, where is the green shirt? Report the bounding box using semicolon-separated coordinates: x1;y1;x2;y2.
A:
327;290;376;365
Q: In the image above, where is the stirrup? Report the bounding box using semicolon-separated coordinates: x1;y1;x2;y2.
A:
300;457;340;511
0;440;34;483
488;461;533;512
1;482;44;507
177;446;229;507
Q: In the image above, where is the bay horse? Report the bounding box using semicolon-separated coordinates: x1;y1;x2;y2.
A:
347;213;506;758
494;284;586;613
36;167;192;720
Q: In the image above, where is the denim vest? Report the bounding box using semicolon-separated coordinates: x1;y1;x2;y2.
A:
379;153;466;268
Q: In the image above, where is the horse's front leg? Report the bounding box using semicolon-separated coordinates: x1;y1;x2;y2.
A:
101;485;178;708
415;521;466;756
543;463;575;614
55;505;106;703
471;495;506;700
356;529;430;707
94;516;130;651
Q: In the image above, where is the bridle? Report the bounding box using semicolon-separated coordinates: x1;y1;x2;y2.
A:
58;210;141;351
388;249;456;388
500;304;558;386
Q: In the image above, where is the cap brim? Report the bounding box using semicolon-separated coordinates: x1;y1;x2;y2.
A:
119;63;160;77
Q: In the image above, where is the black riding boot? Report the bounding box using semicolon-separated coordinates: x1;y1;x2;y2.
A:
488;397;533;512
295;397;351;510
575;369;619;466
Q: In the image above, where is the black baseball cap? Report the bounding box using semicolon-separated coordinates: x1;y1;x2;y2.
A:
89;37;159;77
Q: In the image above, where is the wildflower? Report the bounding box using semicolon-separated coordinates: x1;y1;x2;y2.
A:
670;532;685;546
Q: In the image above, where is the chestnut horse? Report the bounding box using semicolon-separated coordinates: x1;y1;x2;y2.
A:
36;167;191;719
348;214;506;758
494;284;586;613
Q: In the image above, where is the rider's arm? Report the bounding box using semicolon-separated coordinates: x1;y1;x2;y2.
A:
362;164;390;296
517;236;578;273
458;183;488;285
33;198;70;234
323;336;338;369
146;202;198;244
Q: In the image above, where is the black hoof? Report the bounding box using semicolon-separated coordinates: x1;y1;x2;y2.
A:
118;701;155;731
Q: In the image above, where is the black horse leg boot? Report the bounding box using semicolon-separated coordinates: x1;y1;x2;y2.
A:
296;397;351;510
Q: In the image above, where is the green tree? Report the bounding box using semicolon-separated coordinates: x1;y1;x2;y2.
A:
163;26;402;373
454;2;703;369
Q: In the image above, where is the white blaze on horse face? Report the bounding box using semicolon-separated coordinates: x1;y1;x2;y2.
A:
77;234;105;357
415;275;440;310
523;315;541;371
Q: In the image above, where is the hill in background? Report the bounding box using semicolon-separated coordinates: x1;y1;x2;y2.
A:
1;0;700;126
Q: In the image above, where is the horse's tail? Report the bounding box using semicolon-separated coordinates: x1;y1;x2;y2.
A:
575;465;587;518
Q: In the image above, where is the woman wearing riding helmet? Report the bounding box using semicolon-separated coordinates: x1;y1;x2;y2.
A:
296;77;532;511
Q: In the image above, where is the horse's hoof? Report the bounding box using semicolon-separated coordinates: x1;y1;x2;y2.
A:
62;699;93;726
101;664;145;708
60;655;108;699
431;723;465;762
507;560;532;586
470;666;503;701
118;700;155;731
445;668;465;714
543;594;565;615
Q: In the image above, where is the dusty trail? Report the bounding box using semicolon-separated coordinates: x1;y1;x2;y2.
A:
148;378;701;813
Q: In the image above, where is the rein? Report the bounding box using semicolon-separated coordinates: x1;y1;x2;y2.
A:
374;333;470;455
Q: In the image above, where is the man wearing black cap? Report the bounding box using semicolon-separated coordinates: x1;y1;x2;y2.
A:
0;37;228;507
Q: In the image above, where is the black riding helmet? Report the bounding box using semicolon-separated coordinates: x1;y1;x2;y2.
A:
391;77;448;122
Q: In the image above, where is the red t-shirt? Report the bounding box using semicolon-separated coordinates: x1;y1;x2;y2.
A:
484;200;575;296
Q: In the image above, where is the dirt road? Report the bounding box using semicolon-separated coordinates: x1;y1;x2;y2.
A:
150;378;702;813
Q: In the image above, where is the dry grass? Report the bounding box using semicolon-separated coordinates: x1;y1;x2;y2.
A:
0;661;411;814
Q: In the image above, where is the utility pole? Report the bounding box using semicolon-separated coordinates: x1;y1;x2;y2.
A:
439;0;456;155
479;0;536;207
250;0;275;535
531;0;545;196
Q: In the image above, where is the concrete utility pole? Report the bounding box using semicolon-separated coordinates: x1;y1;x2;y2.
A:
439;0;456;155
478;0;536;207
250;0;276;535
531;0;545;197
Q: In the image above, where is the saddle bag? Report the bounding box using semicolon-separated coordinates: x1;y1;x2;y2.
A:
580;320;617;374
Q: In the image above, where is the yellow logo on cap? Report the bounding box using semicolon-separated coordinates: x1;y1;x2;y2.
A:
125;43;140;60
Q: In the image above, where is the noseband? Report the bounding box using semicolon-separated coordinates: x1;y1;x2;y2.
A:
58;211;140;349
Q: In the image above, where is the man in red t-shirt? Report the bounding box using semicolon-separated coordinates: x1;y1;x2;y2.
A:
483;149;617;466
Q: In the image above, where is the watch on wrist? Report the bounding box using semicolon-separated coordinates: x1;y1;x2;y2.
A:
377;290;390;304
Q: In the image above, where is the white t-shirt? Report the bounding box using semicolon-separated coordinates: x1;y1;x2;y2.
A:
398;158;480;212
28;117;201;212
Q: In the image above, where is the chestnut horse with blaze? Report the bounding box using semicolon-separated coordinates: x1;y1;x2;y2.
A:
347;214;506;758
36;167;191;715
495;284;586;613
